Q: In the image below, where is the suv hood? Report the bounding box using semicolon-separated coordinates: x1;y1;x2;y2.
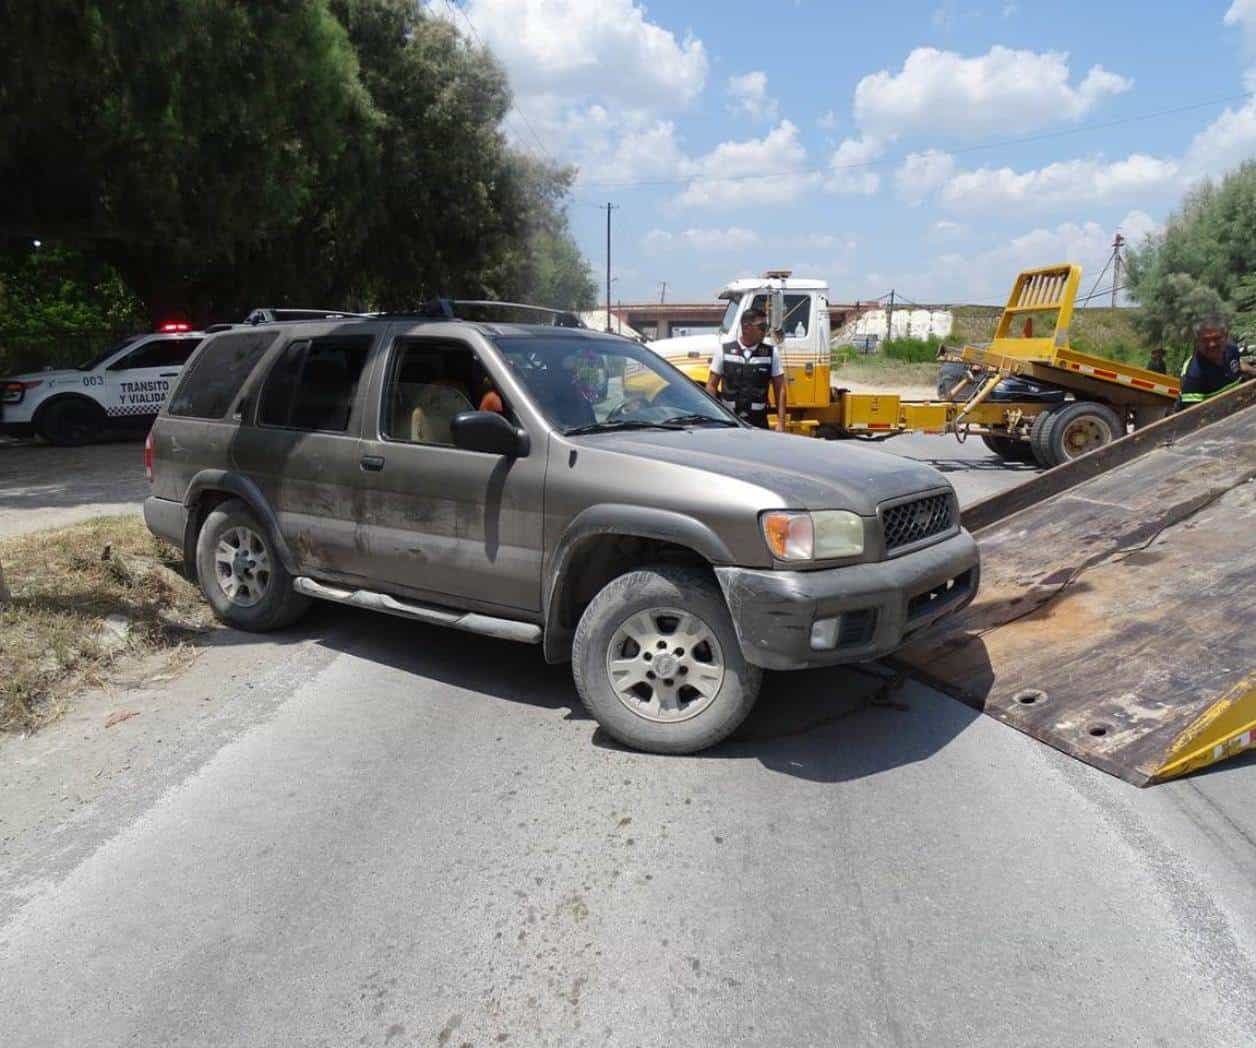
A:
580;428;951;515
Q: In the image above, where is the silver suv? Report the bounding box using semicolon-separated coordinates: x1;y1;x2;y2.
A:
144;314;979;753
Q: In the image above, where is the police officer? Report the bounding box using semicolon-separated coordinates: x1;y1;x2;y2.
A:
1177;317;1254;410
705;307;787;431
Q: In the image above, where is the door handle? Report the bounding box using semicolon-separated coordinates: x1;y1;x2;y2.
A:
360;455;385;472
160;372;179;377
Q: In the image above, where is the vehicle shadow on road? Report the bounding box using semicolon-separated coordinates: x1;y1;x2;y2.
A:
274;603;979;785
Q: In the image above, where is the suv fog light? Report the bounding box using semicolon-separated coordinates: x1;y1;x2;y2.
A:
810;617;839;650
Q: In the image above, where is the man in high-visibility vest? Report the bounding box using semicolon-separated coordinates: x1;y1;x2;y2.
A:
1177;317;1254;410
705;308;787;431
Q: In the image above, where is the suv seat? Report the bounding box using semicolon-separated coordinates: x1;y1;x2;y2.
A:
391;380;473;444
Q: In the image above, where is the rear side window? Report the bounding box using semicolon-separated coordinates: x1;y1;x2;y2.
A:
168;331;280;419
111;337;204;370
258;335;373;433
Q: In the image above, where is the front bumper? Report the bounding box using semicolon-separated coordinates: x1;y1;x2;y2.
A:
715;530;980;670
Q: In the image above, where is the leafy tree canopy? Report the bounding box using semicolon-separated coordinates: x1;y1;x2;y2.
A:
1127;161;1256;370
0;0;594;322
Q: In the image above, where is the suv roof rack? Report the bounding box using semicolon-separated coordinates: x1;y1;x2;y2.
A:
244;308;372;326
409;300;587;328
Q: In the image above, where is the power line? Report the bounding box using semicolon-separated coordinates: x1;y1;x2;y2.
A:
574;92;1249;190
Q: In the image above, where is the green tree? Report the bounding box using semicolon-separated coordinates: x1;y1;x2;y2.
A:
1;1;377;319
1127;161;1256;371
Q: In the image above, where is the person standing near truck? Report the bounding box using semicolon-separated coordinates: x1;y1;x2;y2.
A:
705;307;788;431
1177;317;1255;410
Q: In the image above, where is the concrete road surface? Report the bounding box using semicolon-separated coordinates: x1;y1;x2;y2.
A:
0;437;148;540
2;606;1255;1048
5;430;1253;1047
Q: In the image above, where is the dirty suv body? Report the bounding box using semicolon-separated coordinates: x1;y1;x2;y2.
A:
145;315;979;753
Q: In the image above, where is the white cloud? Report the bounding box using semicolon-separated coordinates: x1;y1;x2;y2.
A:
568;107;691;185
681;227;760;252
727;71;779;122
675;121;822;208
903;210;1162;302
825;136;885;196
459;0;707;109
1182;96;1256;180
816;110;839;130
930;219;969;240
1226;0;1256;37
854;46;1132;138
1002;3;1020;16
941;154;1180;211
641;229;674;253
895;150;956;203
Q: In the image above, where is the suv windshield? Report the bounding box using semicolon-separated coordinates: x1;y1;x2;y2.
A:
493;336;740;434
77;335;141;371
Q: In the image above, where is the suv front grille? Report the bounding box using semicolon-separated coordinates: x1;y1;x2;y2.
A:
881;493;954;553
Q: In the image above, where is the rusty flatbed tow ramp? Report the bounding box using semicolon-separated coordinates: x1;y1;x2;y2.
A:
895;381;1256;785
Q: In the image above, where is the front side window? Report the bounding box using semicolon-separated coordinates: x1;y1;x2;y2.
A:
258;334;372;433
493;336;739;434
383;340;509;446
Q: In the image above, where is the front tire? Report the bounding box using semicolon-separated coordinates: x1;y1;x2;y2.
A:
572;565;762;754
195;498;311;631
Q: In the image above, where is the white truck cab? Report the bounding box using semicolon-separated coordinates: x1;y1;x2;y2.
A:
647;272;833;407
1;324;206;445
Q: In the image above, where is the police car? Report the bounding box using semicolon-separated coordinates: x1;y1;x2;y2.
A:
1;323;207;445
1;309;363;445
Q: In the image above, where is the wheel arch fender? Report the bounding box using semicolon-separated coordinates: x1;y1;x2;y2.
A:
182;470;296;579
542;504;735;664
32;391;107;428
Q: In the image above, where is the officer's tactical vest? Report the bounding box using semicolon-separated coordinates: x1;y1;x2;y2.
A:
719;339;774;425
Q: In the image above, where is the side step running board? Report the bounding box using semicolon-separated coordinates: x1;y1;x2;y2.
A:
293;577;542;645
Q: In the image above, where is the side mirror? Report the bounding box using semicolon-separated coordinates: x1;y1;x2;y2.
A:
450;411;530;457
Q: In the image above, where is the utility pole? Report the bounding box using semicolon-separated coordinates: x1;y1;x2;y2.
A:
603;202;618;332
658;281;668;304
885;289;895;346
1111;233;1125;308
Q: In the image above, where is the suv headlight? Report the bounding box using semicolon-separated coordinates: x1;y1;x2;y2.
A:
761;510;865;561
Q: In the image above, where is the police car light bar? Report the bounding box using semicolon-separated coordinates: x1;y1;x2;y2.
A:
158;321;192;333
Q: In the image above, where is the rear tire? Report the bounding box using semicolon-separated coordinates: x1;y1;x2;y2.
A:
195;498;311;632
38;398;105;446
572;565;762;754
1046;401;1124;464
981;434;1035;463
1029;409;1059;468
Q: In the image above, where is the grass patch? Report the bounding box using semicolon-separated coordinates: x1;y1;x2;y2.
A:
831;357;940;391
0;516;214;732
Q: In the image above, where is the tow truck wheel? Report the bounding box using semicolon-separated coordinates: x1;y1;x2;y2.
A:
572;564;762;754
1045;401;1124;464
980;434;1035;463
195;498;311;632
1029;409;1060;468
38;398;105;446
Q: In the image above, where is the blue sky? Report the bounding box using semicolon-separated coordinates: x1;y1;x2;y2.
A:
449;0;1256;305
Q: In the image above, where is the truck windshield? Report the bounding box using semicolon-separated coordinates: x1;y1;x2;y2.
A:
493;336;740;434
719;298;740;335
